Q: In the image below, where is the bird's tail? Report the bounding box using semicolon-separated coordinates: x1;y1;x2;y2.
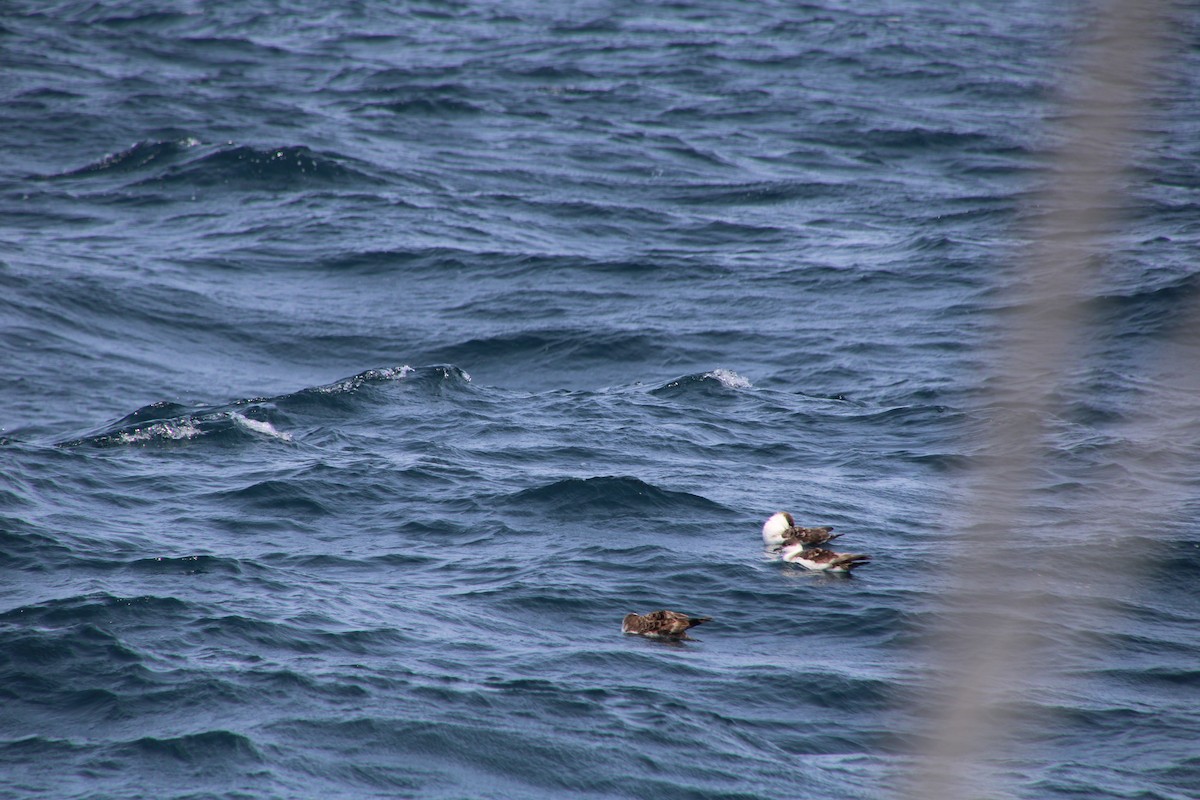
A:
832;553;870;570
687;616;713;629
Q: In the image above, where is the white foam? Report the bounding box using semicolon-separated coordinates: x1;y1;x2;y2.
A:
231;413;292;442
706;369;752;389
315;365;414;394
115;420;202;444
371;365;415;381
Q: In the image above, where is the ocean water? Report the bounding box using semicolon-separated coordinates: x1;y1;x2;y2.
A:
3;1;1200;798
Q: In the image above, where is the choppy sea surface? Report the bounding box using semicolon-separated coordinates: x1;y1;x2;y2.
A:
3;2;1200;798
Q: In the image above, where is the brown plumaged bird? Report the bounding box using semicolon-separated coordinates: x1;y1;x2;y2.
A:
780;540;870;573
761;511;841;548
621;610;712;639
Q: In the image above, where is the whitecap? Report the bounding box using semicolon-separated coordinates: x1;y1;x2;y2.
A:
114;420;203;444
314;365;415;395
705;369;752;389
230;413;292;442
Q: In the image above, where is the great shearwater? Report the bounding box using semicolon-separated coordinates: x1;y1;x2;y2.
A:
761;511;840;548
779;541;870;573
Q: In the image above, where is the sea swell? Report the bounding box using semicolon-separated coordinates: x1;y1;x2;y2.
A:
44;140;387;192
504;475;730;516
3;1;1199;799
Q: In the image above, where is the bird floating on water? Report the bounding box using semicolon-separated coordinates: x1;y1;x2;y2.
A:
779;540;870;573
761;511;840;548
622;610;712;639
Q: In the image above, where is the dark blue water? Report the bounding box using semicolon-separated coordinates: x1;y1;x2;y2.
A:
4;2;1200;798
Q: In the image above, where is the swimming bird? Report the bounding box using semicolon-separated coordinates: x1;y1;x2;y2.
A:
622;610;712;639
761;511;841;548
779;541;870;573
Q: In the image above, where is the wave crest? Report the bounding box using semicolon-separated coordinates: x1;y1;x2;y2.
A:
59;365;471;447
652;369;752;396
50;138;201;178
48;140;384;190
140;144;384;189
62;405;292;448
294;364;471;399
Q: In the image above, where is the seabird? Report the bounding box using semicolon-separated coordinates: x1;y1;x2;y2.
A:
761;511;840;548
622;610;712;639
780;541;870;573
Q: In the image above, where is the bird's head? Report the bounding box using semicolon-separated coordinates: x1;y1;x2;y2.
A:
762;511;794;541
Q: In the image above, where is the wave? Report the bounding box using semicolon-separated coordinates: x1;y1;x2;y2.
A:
859;126;993;152
379;95;486;116
299;365;420;397
263;698;812;798
308;363;473;395
23;551;280;589
46;140;386;191
0;622;147;685
263;551;439;572
122;729;265;763
428;328;657;366
61;402;293;448
125;554;247;576
78;10;194;29
1089;270;1200;338
314;246;477;274
503;475;728;515
854;404;958;428
3;728;269;794
58;365;471;447
279;364;474;415
194;615;413;657
310;248;718;279
50;138;202;178
261;716;619;794
723;667;894;714
652;369;753;397
137;144;386;190
665;179;849;206
213;477;333;517
0;592;195;629
0;527;72;571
